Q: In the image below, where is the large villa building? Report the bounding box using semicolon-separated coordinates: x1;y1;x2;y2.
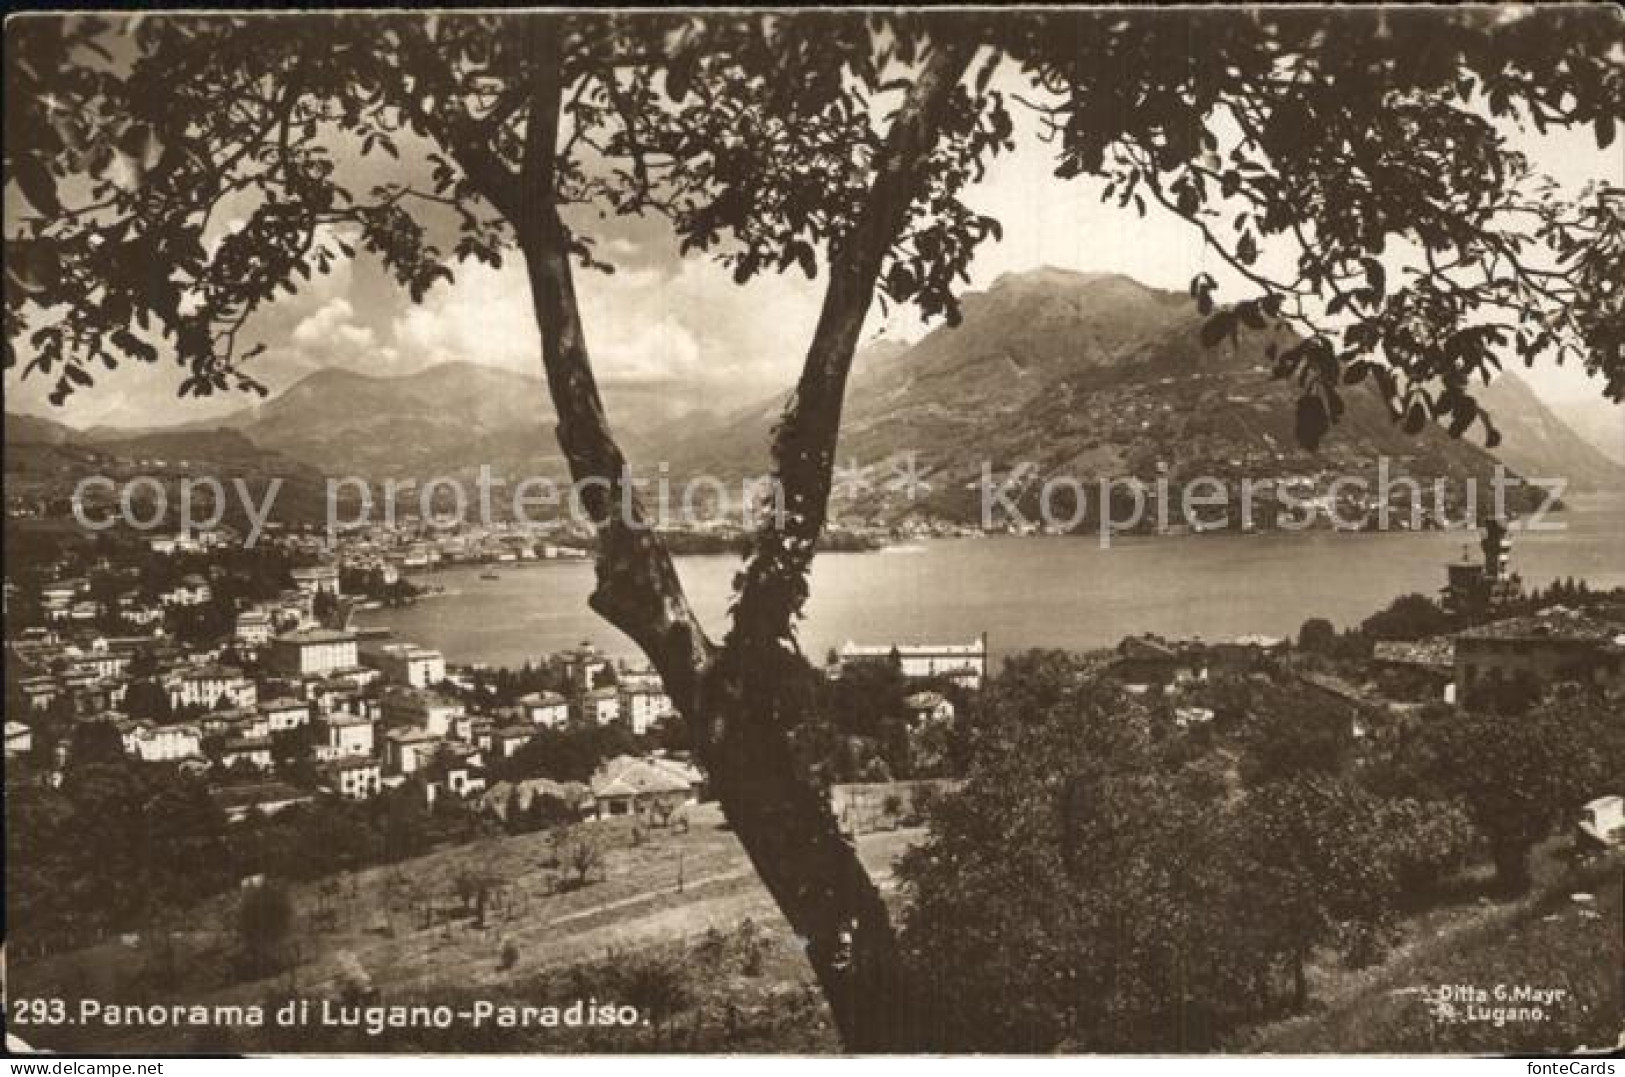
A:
267;628;360;677
838;634;989;689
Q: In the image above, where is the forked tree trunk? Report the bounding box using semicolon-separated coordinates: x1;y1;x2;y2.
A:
501;26;974;1051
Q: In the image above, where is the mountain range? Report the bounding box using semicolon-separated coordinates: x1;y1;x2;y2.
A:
8;269;1622;522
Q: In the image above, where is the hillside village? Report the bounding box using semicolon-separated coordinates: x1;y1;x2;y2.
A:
6;505;1622;1054
7;503;1621;845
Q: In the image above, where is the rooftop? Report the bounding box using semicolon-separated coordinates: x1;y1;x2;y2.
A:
1458;608;1620;644
274;628;357;645
208;782;312;811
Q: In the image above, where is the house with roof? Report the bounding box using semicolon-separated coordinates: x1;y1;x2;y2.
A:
424;747;487;802
902;690;955;728
619;683;673;735
561;642;609;692
169;665;257;711
361;642;447;688
1454;608;1624;700
1577;795;1624;851
220;736;274;770
211;707;270;741
518;690;570;728
16;675;58;712
580;685;622;726
321;756;383;800
290;564;342;597
1106;635;1204;692
120;720;203;763
491;724;537;759
384;727;443;775
319;713;376;759
234;609;273;646
160;574;212;607
6;721;34;759
589;754;704;820
260;697;311;733
381;687;464;736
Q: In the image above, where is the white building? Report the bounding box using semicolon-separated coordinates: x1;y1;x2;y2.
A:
518;690;570;728
6;721;34;758
122;721;203;763
290;564;341;597
160;574;212;607
268;629;359;677
234;610;273;646
384;728;442;775
220;737;274;770
169;666;258;711
322;757;382;800
362;642;447;688
260;697;311;733
321;713;376;759
381;687;465;737
581;686;621;726
902;690;956;727
491;724;536;759
620;685;674;735
838;635;988;689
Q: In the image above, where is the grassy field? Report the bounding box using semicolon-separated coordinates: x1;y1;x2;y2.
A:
1239;846;1624;1054
11;807;1620;1054
8;803;919;1053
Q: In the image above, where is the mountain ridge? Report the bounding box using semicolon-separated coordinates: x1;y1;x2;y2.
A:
9;271;1620;505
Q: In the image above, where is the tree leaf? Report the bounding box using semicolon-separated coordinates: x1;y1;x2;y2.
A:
13;155;61;215
1295;392;1329;451
1199;310;1234;348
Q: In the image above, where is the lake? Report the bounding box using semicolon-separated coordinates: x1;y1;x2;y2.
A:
356;494;1625;668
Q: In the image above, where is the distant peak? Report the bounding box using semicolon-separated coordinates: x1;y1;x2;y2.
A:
988;267;1149;292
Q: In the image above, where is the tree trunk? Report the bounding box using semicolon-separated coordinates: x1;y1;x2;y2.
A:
698;645;920;1049
499;26;974;1052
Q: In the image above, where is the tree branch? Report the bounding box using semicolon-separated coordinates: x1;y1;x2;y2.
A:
729;37;978;649
513;21;714;711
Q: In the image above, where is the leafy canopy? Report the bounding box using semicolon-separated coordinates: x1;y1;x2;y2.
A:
5;9;1622;450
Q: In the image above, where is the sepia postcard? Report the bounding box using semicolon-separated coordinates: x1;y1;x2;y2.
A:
3;5;1623;1058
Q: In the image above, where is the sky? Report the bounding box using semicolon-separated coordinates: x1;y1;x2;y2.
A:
6;50;1622;430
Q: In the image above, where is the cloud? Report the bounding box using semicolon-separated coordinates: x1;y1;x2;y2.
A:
386;252;818;407
391;262;541;373
292;298;375;350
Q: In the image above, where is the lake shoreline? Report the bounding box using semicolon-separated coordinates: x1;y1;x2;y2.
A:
358;495;1625;669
